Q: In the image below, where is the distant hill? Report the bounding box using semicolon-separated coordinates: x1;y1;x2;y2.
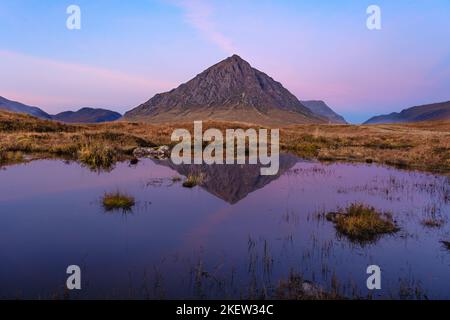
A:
125;54;326;125
52;108;122;123
364;101;450;124
301;100;347;124
0;96;51;120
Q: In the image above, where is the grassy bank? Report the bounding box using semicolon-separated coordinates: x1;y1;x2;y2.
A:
0;110;449;174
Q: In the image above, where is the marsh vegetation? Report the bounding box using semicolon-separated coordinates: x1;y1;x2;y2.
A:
326;203;399;243
182;174;204;188
102;191;135;211
1;110;449;174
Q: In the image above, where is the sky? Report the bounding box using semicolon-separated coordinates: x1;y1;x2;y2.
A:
0;0;449;123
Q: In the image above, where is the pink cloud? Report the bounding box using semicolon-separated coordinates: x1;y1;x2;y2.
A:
0;50;175;113
175;0;236;54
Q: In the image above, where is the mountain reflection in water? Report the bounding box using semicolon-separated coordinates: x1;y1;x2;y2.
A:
152;153;299;204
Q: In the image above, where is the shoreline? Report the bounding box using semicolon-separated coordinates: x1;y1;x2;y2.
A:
1;111;449;175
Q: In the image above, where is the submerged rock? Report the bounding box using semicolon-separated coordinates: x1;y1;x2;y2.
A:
133;146;170;159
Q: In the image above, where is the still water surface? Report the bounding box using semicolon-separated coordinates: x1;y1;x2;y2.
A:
0;156;449;299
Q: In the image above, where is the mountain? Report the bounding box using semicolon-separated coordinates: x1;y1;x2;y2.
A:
301;100;347;124
52;107;122;123
125;55;326;125
364;101;450;124
0;96;51;120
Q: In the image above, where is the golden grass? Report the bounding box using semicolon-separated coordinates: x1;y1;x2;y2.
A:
327;203;399;243
78;143;117;170
102;191;135;211
1;110;449;174
182;174;204;188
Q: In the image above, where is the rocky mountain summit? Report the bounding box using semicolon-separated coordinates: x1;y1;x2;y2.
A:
125;55;326;125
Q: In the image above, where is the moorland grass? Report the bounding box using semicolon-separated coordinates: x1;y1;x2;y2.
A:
327;203;399;243
102;191;135;211
79;143;117;170
182;174;204;188
1;110;449;174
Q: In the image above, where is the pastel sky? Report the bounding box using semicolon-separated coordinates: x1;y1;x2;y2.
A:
1;0;449;123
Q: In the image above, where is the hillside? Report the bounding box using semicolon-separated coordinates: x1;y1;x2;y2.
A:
301;100;347;124
0;96;51;120
365;101;450;124
53;107;122;123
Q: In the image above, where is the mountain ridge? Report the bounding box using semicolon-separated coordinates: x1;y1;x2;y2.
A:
301;100;347;124
124;55;327;125
0;96;52;120
53;107;122;123
0;96;121;123
364;101;450;124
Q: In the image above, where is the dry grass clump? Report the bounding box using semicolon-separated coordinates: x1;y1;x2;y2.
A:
182;174;204;188
79;143;117;170
326;203;399;243
102;191;135;211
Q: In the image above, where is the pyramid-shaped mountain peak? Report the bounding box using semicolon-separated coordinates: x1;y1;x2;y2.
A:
124;55;326;125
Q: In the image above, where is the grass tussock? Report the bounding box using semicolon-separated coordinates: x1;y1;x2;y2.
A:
327;203;399;243
182;174;204;188
79;143;117;170
102;192;135;211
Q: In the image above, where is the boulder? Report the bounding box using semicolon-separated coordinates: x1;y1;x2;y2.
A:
133;146;170;159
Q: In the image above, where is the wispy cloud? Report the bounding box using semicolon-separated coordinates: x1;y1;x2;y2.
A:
174;0;236;54
0;50;175;113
